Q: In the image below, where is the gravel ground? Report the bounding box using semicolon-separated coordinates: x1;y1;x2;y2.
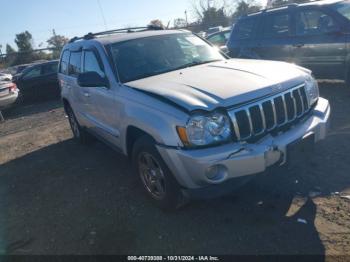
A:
0;82;349;259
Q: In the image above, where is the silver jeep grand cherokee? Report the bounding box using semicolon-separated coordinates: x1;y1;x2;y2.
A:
59;27;330;209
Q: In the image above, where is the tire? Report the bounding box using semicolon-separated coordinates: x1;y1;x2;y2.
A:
132;136;185;211
66;106;93;145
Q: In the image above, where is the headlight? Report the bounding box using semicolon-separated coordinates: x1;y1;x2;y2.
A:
305;74;319;107
178;112;232;147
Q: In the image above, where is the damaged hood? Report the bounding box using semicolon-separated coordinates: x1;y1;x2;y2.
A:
126;59;309;112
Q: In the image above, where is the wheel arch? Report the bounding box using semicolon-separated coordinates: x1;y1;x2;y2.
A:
126;126;156;159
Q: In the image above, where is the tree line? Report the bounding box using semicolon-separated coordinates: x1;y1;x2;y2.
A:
174;0;311;31
0;30;68;69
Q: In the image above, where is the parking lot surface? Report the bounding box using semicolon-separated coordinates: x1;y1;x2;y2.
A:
0;82;349;257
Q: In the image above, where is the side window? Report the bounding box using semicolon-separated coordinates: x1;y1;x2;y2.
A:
68;51;82;77
208;33;225;45
23;66;42;80
83;50;105;77
296;10;339;36
60;50;70;74
43;63;58;75
263;13;291;38
235;18;256;40
224;31;231;41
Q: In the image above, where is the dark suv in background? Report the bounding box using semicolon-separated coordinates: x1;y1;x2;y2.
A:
227;0;350;85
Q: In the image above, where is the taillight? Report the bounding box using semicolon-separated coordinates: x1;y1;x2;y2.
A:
8;83;17;93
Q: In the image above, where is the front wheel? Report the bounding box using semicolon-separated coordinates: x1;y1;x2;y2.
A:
132;136;186;210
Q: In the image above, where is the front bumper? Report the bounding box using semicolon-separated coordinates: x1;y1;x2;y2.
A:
157;98;331;190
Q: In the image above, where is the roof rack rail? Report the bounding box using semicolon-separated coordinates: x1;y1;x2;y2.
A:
69;25;164;43
245;2;299;16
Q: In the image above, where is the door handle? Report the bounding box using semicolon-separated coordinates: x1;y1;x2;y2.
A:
83;92;90;98
293;44;304;48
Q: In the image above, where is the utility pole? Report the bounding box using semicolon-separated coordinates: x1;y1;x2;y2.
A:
185;10;188;27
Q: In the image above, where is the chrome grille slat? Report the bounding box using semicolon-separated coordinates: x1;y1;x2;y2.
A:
230;113;241;141
298;88;305;113
259;104;267;132
246;109;254;137
270;99;278;130
229;84;309;142
281;95;288;125
290;91;298;120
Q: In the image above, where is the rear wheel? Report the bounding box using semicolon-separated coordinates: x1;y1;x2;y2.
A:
66;106;93;144
132;136;186;210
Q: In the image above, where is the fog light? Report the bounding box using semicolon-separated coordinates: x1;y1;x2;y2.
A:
205;165;228;182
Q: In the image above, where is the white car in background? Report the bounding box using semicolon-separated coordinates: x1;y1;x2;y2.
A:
0;73;13;82
0;81;19;110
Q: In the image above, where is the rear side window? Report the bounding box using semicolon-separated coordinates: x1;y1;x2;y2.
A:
60;50;70;74
263;12;291;38
234;18;256;40
69;51;82;77
296;10;339;35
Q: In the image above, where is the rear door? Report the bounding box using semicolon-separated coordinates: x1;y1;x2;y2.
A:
254;10;294;62
291;7;347;79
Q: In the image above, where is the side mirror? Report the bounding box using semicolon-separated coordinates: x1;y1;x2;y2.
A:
77;72;108;88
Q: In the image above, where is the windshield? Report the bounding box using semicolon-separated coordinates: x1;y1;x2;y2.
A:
109;33;225;83
332;0;350;20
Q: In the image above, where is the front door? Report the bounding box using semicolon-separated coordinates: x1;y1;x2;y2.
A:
82;49;121;146
291;7;347;79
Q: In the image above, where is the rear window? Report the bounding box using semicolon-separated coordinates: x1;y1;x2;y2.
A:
68;51;82;77
60;50;70;74
234;18;256;40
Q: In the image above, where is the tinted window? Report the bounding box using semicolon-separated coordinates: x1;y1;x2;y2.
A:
224;31;231;40
208;31;231;46
68;51;82;76
43;63;58;75
23;66;41;80
208;33;225;45
60;50;70;74
296;10;339;35
235;18;255;40
83;51;105;77
263;13;291;38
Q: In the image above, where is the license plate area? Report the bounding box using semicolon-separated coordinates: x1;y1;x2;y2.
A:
287;133;315;166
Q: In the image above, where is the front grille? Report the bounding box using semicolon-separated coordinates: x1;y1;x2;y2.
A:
228;84;310;142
